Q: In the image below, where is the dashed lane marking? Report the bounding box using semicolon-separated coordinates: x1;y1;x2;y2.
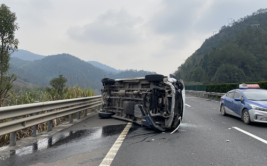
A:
99;122;132;166
185;104;191;107
233;127;267;144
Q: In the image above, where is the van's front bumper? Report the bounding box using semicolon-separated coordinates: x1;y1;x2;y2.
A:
249;109;267;123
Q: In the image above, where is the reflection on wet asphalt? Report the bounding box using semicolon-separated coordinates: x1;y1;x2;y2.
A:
0;124;126;166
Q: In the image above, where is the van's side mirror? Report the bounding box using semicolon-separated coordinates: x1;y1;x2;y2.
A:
169;74;176;78
235;98;241;101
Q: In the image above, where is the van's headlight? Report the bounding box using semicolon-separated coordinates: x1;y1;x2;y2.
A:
249;104;267;111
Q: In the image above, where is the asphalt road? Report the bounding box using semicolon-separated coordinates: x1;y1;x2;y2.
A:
1;96;267;166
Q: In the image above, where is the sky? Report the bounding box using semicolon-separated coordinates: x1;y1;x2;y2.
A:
2;0;267;75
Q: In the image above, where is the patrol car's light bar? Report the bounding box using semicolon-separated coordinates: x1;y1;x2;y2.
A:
239;84;260;89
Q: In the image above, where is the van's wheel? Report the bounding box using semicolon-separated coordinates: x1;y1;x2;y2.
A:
220;105;226;116
178;81;184;90
101;78;115;85
242;109;251;125
145;74;164;82
99;112;113;118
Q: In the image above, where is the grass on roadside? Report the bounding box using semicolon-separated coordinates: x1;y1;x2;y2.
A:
0;85;96;147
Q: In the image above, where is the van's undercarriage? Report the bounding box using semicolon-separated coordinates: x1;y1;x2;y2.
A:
99;74;185;132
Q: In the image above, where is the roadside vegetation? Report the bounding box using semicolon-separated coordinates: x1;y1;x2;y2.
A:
175;9;267;85
0;4;19;107
0;75;96;147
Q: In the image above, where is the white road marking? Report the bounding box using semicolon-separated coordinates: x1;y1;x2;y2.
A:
233;127;267;144
185;104;191;107
99;122;132;166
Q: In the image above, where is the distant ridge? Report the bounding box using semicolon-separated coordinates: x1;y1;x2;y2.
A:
11;49;45;61
8;53;156;93
11;50;123;75
87;61;122;74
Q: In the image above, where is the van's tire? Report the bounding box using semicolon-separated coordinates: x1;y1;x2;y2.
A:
102;78;115;85
99;112;113;118
101;78;109;83
178;81;184;90
106;79;115;84
145;74;164;82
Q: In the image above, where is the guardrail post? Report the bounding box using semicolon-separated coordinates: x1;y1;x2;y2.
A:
32;101;39;137
47;110;53;132
10;117;16;146
69;114;73;123
48;137;52;147
84;109;87;117
77;112;80;119
77;96;81;119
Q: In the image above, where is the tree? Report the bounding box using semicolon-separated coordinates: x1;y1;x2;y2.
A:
0;4;19;106
190;67;205;82
46;75;67;99
211;64;247;83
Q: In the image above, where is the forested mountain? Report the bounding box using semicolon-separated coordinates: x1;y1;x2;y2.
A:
12;49;123;74
11;49;45;61
10;57;33;68
8;54;155;92
175;9;267;85
87;61;123;74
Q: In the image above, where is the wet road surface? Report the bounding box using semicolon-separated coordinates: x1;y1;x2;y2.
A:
0;116;128;166
1;96;267;166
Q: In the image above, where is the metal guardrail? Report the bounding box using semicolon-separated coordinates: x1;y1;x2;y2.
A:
185;90;225;98
185;85;206;91
0;95;102;146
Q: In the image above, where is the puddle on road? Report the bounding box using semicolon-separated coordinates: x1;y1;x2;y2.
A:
4;124;126;159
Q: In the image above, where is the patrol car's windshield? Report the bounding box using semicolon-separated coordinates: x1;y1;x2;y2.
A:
243;91;267;101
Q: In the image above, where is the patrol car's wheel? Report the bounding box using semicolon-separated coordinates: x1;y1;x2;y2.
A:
242;109;251;125
220;105;226;116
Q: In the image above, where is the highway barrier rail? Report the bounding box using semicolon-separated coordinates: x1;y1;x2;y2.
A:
185;85;206;91
0;95;102;146
186;90;225;98
186;81;267;93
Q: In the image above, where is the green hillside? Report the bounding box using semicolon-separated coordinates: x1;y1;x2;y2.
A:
175;9;267;85
8;54;155;92
12;49;45;61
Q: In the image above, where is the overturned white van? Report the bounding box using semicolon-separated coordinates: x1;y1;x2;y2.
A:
99;74;185;132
